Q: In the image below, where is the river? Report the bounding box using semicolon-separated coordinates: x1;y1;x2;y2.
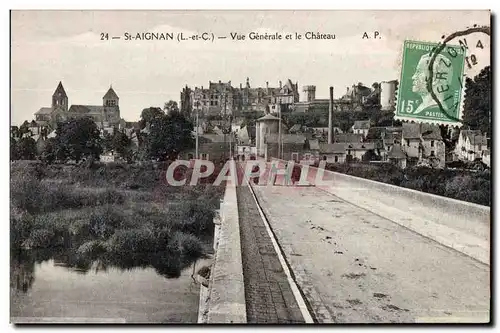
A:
10;248;212;323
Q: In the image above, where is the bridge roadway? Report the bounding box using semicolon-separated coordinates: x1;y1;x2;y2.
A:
234;164;490;323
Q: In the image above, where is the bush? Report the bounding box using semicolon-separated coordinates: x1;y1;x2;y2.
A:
105;228;156;255
88;206;125;239
10;210;35;248
24;229;59;249
11;170;44;214
169;201;215;235
41;185;125;212
197;265;211;279
76;240;106;257
169;231;203;258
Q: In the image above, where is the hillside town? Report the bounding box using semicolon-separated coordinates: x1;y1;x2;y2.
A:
11;72;491;170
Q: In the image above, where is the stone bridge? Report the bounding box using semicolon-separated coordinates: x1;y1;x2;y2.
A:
200;160;490;324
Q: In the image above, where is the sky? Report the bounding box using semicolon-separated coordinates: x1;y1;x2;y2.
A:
10;10;491;125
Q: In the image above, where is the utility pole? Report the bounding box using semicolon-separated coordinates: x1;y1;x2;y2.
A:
195;101;199;159
278;100;282;160
223;92;227;161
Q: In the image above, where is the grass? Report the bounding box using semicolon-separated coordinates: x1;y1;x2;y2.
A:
10;161;224;276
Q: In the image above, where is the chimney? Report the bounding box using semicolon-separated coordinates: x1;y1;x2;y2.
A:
279;81;282;88
240;83;242;89
328;87;334;144
266;81;269;89
219;80;221;84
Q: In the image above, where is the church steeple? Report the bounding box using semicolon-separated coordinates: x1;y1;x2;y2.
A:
103;85;119;107
52;81;68;111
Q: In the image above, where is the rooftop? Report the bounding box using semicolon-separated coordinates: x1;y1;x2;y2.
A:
352;120;371;130
256;114;281;122
319;143;346;154
265;133;306;144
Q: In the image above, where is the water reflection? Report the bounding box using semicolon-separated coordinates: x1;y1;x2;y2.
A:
10;246;202;293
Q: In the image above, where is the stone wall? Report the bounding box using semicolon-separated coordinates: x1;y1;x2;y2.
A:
205;165;247;323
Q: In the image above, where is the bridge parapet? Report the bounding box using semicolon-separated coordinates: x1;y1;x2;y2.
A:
204;162;247;323
271;158;490;265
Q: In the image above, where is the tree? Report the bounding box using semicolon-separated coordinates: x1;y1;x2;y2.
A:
463;66;491;137
11;126;20;139
10;137;19;160
16;137;37;160
240;111;265;129
164;100;180;115
112;131;132;161
362;149;381;162
40;138;58;164
145;112;194;161
101;131;113;152
139;107;164;129
19;121;30;137
55;117;102;162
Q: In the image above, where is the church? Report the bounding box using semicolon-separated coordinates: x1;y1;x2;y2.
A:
34;82;121;130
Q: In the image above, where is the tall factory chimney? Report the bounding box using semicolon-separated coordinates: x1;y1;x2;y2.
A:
328;86;334;144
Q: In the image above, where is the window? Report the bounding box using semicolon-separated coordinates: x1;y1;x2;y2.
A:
304;153;311;160
430;151;435;157
291;152;299;162
201;153;209;160
431;140;435;147
334;156;339;163
406;139;410;146
323;155;327;161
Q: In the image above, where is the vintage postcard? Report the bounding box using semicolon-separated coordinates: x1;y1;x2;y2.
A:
10;10;491;324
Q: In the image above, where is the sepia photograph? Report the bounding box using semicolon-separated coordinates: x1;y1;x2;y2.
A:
9;9;491;324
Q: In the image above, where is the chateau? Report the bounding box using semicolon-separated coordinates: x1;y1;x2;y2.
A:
180;78;300;117
35;82;121;129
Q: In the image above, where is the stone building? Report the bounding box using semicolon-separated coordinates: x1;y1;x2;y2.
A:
264;134;312;162
255;113;287;156
401;123;445;168
453;129;489;162
351;120;371;138
180;133;235;161
291;85;353;113
181;78;299;117
318;143;347;163
34;82;121;130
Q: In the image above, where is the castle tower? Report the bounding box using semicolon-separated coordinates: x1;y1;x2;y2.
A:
303;85;316;102
380;80;397;111
255;113;281;157
52;81;68;112
103;85;119;107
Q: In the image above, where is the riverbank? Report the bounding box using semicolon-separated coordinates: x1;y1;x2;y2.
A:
10;160;224;323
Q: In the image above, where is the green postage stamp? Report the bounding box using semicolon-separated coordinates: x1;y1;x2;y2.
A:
395;40;466;125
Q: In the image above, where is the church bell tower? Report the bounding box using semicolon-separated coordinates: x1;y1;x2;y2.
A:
52;81;68;112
